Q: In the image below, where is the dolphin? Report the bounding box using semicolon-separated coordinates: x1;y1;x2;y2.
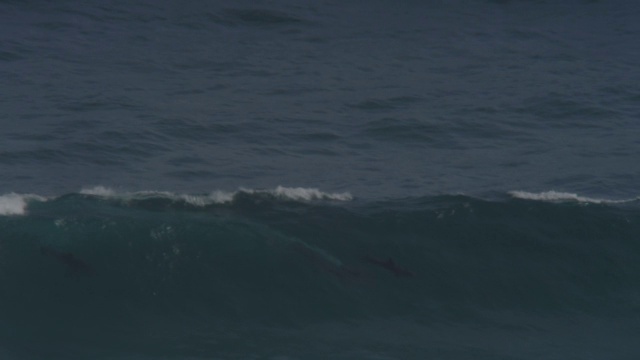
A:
41;246;95;277
364;256;415;277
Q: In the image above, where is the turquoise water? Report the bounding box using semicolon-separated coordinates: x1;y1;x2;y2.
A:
2;0;640;358
2;191;640;359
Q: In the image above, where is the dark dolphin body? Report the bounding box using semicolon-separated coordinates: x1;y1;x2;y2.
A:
364;256;415;277
41;246;95;277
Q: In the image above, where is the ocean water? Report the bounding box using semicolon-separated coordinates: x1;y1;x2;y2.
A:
1;0;640;359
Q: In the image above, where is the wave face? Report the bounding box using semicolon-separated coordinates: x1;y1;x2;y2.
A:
1;191;639;359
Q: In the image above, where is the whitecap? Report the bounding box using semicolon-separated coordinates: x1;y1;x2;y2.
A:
508;190;637;204
0;193;47;216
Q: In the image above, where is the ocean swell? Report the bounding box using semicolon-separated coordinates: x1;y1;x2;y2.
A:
1;191;639;359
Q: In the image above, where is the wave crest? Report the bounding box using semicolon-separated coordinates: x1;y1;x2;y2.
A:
0;193;47;216
241;186;353;201
508;190;638;204
79;185;352;205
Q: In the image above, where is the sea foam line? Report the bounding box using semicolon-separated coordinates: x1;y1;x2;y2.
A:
0;193;47;216
80;186;352;205
241;186;353;201
508;190;638;204
80;186;236;206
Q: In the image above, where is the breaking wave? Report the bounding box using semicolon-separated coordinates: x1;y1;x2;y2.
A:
1;190;639;359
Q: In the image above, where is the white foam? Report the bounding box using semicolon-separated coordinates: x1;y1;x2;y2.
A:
508;190;637;204
80;186;234;206
177;191;235;206
272;186;353;201
205;190;236;204
0;193;47;216
77;186;351;206
80;186;117;197
241;186;352;201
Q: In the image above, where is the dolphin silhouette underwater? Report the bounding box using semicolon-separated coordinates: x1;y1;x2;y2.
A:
364;256;415;277
41;246;95;277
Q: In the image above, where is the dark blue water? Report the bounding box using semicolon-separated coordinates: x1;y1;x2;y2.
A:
2;0;640;359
